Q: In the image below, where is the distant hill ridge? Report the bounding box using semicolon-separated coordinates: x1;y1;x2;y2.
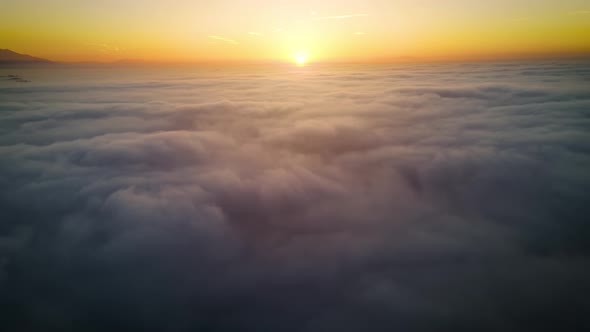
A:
0;49;52;63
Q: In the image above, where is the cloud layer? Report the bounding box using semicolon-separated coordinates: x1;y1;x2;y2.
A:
1;61;590;331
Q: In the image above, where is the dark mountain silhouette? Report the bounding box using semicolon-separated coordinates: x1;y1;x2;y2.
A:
0;49;52;63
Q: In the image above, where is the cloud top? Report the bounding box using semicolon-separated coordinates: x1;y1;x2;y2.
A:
1;61;590;331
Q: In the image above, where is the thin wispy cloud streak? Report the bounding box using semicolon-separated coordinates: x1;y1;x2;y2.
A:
208;35;239;45
568;10;590;15
313;14;369;20
0;61;589;331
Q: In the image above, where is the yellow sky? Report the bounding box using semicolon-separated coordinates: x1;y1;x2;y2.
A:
1;0;589;63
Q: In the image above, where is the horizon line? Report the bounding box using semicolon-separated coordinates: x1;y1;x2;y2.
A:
2;49;590;66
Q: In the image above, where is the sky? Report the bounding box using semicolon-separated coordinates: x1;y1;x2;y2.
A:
1;0;590;62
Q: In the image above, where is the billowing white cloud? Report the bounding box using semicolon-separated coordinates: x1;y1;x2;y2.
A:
1;61;590;331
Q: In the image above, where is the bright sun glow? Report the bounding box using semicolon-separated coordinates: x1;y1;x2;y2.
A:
294;51;309;66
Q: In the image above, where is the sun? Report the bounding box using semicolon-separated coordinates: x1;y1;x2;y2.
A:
294;51;309;66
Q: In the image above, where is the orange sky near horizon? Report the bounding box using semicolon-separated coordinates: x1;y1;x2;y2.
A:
1;0;589;63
